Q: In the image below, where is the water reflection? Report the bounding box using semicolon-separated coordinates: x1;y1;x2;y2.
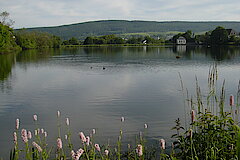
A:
1;46;240;82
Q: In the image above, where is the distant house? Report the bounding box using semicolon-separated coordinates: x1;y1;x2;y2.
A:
226;29;239;38
176;36;186;45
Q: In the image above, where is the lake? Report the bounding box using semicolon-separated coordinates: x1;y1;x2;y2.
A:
0;45;240;158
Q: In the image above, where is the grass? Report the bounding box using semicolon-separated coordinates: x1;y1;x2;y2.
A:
5;65;240;160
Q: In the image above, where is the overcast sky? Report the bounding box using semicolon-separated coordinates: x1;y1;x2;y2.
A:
1;0;240;28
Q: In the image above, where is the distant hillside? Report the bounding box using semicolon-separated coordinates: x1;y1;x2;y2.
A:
19;20;240;40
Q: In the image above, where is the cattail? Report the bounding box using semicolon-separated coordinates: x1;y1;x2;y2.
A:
27;131;32;139
57;138;62;149
95;144;101;151
79;132;86;143
44;131;47;138
15;119;19;130
92;129;96;134
191;110;195;122
13;132;17;144
230;94;234;106
32;142;42;152
33;114;37;121
136;144;143;156
144;123;148;129
21;129;28;143
160;139;165;150
57;111;60;118
104;149;109;156
86;136;90;146
66;118;70;126
121;116;125;122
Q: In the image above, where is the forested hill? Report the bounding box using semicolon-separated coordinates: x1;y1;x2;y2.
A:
19;20;240;40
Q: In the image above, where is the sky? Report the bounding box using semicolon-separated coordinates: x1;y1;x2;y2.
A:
1;0;240;28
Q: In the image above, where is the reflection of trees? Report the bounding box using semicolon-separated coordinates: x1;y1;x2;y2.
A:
206;46;238;61
0;53;16;81
172;45;240;61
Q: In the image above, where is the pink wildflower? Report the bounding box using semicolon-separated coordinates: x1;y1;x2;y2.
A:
32;142;42;152
92;129;96;134
230;94;234;106
13;132;17;144
86;136;90;146
71;148;84;160
57;110;60;118
95;144;101;152
21;129;28;143
33;114;37;121
104;149;109;156
191;110;195;122
71;150;75;158
34;129;38;136
41;128;44;134
44;131;47;138
57;138;62;149
160;139;165;150
79;132;86;143
144;123;148;129
15;119;19;130
66;118;70;126
189;129;193;139
27;131;32;139
136;144;143;156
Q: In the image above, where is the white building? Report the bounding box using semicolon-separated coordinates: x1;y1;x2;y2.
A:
176;36;186;45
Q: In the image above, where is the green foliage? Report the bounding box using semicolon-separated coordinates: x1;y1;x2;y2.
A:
83;35;125;45
15;30;61;49
172;65;240;159
0;23;20;53
210;26;229;45
82;35;163;45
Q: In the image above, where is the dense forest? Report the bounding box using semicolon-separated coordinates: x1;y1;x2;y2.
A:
23;20;240;40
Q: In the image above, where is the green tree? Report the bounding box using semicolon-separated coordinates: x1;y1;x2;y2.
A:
68;37;79;45
0;23;20;53
83;36;94;45
210;26;228;45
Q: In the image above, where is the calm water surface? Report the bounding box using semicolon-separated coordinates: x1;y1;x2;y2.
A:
0;46;240;157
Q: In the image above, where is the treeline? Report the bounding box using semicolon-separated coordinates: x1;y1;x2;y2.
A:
170;26;240;45
15;30;61;49
62;35;164;45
